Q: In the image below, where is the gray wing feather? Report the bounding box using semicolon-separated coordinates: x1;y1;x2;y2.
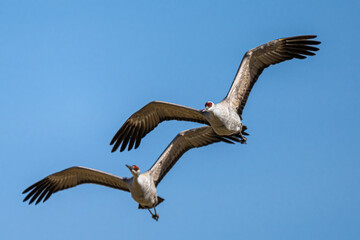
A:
110;101;208;152
146;126;241;186
23;166;130;204
224;35;321;116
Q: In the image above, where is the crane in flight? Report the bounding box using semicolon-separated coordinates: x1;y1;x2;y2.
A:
110;35;320;152
23;127;242;221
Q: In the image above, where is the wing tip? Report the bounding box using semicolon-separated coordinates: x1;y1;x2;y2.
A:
282;34;318;40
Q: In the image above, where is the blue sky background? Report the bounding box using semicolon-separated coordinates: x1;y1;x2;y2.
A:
1;1;359;239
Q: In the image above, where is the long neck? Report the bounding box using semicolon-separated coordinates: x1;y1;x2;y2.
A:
130;172;141;184
127;174;141;191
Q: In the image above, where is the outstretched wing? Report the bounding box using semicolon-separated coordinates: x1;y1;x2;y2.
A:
146;126;242;186
110;101;208;152
224;35;320;116
23;166;130;204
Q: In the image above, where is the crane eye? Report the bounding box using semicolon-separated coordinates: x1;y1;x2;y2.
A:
132;165;139;171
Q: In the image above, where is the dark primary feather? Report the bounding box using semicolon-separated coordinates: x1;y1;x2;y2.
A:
110;101;209;152
146;126;242;186
23;167;130;205
224;35;320;116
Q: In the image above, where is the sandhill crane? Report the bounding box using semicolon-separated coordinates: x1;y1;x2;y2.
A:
23;127;242;221
110;35;320;152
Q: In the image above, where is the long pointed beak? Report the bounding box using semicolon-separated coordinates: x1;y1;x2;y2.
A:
125;164;132;170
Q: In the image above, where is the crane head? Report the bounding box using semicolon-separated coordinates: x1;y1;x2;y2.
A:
126;164;141;176
204;101;214;111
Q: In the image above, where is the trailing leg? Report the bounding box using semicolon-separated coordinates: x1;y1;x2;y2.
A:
147;208;159;221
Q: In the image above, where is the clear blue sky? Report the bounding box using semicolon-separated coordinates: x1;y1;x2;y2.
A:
1;1;359;239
